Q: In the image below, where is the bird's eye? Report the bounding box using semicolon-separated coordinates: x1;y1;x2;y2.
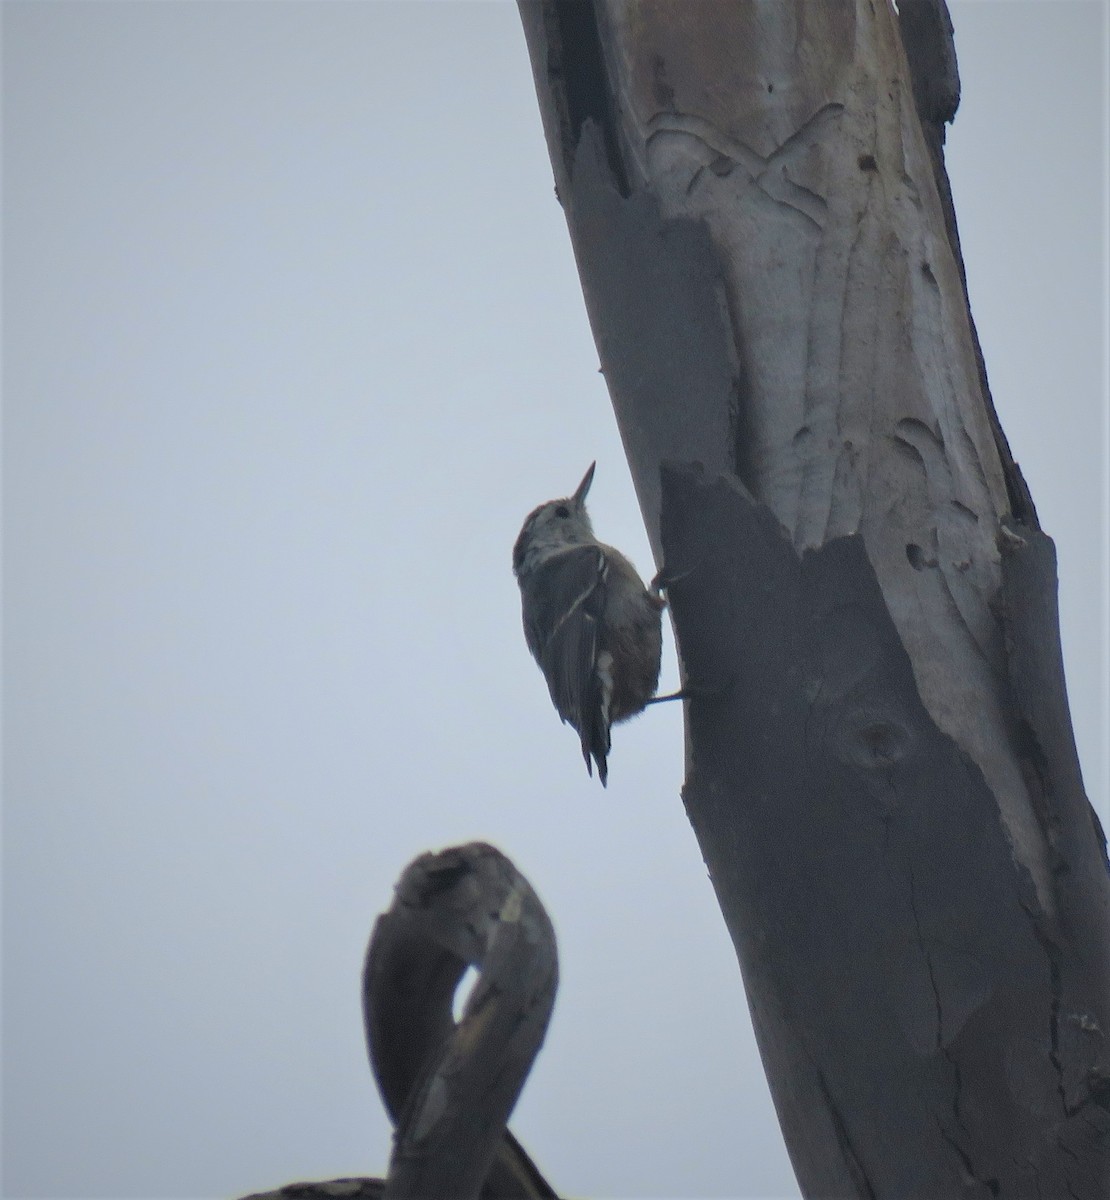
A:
555;505;570;518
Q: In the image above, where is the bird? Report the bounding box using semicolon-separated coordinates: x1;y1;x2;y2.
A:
512;462;665;785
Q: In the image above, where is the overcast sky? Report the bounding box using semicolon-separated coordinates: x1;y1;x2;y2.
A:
3;3;1106;1199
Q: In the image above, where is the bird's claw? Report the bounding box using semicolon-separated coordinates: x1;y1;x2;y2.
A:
650;563;696;596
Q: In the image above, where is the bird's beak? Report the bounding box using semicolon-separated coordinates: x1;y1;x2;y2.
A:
572;461;596;508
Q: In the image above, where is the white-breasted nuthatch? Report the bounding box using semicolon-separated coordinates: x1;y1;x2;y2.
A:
512;462;665;786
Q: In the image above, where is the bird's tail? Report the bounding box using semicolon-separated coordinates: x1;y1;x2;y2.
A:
580;722;610;787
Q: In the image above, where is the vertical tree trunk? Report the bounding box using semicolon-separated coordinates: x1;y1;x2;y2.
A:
517;2;1110;1196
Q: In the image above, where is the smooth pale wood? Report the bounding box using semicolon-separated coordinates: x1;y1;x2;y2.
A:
517;1;1110;1196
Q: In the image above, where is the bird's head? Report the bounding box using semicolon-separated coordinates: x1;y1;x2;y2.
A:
512;462;597;578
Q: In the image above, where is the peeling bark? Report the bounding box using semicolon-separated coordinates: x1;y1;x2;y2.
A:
517;2;1109;1196
659;465;1108;1198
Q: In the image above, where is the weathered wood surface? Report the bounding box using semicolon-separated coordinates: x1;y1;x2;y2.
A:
364;843;558;1200
660;464;1109;1198
240;843;559;1200
518;1;1110;1196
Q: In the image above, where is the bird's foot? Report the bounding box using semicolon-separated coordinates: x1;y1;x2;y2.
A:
650;563;696;597
646;675;734;706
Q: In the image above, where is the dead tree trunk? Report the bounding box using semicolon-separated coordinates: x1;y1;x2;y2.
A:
517;2;1110;1197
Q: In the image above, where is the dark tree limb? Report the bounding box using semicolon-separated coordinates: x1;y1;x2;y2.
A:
239;1180;384;1200
517;2;1110;1196
239;844;559;1200
364;843;559;1200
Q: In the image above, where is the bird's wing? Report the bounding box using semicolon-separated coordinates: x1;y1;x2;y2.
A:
520;545;611;784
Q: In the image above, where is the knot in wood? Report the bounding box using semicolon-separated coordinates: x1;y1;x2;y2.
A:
835;710;911;770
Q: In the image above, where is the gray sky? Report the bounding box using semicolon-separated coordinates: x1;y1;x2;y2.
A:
2;3;1106;1199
